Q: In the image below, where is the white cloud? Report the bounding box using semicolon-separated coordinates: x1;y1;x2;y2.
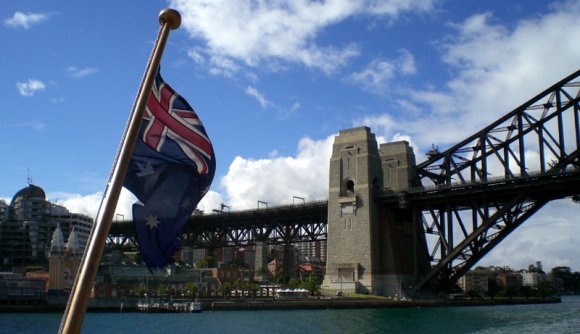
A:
49;188;136;220
348;49;416;95
66;66;98;78
367;0;435;17
4;12;50;29
16;79;46;96
479;200;580;271
195;190;226;214
245;86;270;109
170;0;435;75
398;3;580;150
220;135;334;210
48;186;226;221
397;49;417;75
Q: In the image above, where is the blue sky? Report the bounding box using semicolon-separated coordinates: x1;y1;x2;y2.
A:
1;0;580;271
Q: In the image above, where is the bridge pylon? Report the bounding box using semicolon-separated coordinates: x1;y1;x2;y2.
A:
322;127;430;296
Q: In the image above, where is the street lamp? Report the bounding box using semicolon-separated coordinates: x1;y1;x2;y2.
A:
257;200;268;209
293;196;305;205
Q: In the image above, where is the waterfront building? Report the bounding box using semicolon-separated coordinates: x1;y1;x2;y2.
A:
47;224;82;294
459;267;490;295
0;184;93;269
495;268;522;291
93;263;219;299
294;240;326;264
0;271;46;306
522;271;548;288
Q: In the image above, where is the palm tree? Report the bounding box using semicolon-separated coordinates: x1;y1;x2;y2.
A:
247;283;259;299
185;282;199;300
301;275;321;297
134;283;148;298
219;282;232;299
157;283;170;298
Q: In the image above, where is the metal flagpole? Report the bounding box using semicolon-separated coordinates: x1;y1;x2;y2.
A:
58;9;181;334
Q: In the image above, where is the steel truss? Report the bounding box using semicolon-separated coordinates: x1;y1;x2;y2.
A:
413;69;580;290
107;200;328;250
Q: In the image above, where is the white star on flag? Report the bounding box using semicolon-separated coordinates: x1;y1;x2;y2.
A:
145;214;160;229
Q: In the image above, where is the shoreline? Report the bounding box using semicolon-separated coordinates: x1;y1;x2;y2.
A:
0;296;561;313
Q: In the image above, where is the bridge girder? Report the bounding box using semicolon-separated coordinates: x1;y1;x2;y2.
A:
410;69;580;291
107;201;328;250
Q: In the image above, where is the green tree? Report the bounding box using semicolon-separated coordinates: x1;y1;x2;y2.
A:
503;286;517;300
288;278;301;289
274;271;290;285
256;266;270;281
487;278;500;300
466;289;481;300
185;282;199;299
520;285;533;299
157;283;170;298
536;280;555;298
300;275;320;297
247;283;259;299
196;256;213;268
219;282;232;299
134;283;148;297
229;259;249;269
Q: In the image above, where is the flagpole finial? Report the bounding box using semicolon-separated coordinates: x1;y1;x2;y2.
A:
159;8;181;30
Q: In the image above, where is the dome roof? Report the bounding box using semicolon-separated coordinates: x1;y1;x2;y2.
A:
10;184;46;206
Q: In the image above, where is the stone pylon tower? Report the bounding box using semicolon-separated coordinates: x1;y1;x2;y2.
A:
322;127;429;296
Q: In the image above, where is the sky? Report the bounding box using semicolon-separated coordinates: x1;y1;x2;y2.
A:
1;0;579;272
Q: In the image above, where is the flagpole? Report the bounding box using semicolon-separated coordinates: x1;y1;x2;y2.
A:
58;9;181;334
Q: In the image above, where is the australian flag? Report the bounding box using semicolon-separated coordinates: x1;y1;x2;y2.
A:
123;70;215;270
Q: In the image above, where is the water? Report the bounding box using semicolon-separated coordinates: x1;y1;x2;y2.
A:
2;296;579;333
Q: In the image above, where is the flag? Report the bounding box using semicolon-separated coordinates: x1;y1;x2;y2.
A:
123;70;215;270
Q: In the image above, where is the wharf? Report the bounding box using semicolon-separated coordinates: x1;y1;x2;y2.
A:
203;296;561;311
0;296;561;313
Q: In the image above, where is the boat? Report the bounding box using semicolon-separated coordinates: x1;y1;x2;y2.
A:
137;299;202;313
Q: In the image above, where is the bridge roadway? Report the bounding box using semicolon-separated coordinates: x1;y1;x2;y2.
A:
107;200;328;250
108;168;580;249
378;167;580;207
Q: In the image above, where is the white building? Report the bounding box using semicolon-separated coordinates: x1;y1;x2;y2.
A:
521;271;547;287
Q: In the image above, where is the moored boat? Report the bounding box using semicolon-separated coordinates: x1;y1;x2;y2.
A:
137;299;202;313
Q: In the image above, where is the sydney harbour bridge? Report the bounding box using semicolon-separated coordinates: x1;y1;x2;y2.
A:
108;69;580;293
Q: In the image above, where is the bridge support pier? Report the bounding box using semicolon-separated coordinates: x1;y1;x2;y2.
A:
322;127;429;297
253;240;269;280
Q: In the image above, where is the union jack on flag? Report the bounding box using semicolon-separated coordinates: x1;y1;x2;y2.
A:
143;72;214;175
124;69;215;270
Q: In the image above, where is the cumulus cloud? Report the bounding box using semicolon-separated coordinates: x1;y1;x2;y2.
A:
66;66;98;78
195;190;226;214
49;188;227;220
220;135;334;210
49;188;135;220
171;0;435;76
4;12;51;29
398;2;580;150
16;79;46;96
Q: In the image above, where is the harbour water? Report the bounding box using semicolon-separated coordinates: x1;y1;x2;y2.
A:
1;296;579;333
